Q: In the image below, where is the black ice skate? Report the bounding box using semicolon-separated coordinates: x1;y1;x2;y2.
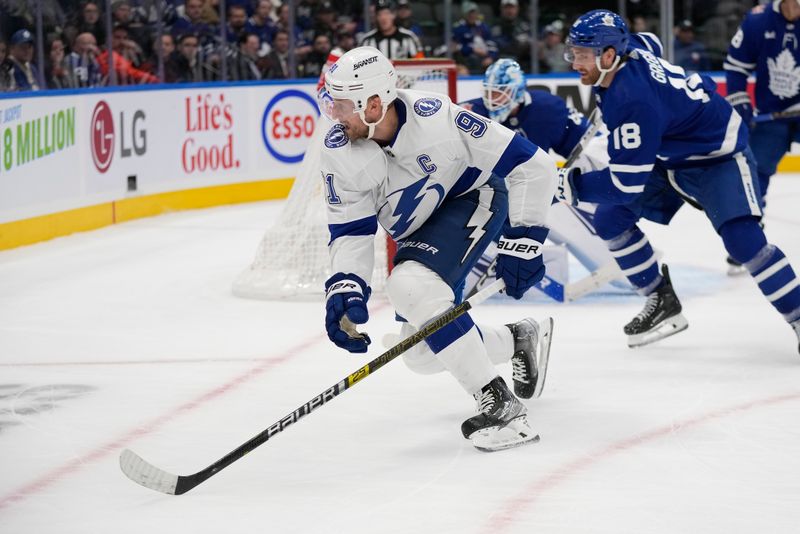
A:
506;317;554;399
624;264;689;348
726;255;747;276
461;377;539;452
792;320;800;355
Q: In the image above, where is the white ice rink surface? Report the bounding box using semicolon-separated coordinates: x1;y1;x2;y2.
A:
1;175;799;534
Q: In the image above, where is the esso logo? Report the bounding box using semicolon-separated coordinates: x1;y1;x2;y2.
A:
261;89;319;163
91;100;115;173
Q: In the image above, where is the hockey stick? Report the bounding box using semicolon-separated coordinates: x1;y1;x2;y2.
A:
753;108;800;123
563;261;621;301
119;279;506;496
465;108;604;301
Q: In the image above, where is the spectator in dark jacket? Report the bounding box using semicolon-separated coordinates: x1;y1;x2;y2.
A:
299;33;331;78
490;0;531;68
263;29;289;79
45;35;72;89
165;32;214;82
64;1;106;49
673;19;710;72
229;32;262;80
452;2;497;74
5;29;42;91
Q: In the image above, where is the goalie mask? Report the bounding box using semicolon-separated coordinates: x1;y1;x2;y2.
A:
318;46;397;140
482;59;526;123
565;9;629;86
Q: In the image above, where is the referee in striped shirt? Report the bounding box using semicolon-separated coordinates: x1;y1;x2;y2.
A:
359;0;424;59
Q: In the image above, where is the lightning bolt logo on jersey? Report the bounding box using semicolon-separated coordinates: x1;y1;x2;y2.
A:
386;176;445;238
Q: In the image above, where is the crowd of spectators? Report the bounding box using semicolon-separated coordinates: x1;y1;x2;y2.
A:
0;0;756;92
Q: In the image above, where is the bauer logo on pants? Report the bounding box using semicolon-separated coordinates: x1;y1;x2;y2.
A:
261;89;320;163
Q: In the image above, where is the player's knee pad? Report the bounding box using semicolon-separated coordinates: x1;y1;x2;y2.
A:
399;323;446;375
592;204;639;241
718;217;767;264
386;260;455;327
386;260;476;354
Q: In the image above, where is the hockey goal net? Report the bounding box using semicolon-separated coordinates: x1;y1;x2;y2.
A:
232;59;458;300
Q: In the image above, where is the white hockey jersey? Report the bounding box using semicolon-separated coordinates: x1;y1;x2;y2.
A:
320;89;557;285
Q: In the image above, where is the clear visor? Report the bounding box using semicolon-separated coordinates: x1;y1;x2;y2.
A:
563;43;599;63
318;88;359;122
481;83;515;111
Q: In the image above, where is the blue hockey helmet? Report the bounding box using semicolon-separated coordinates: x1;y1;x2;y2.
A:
565;10;629;59
482;59;526;123
565;10;628;86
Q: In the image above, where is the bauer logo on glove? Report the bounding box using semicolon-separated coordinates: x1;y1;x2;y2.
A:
496;237;542;259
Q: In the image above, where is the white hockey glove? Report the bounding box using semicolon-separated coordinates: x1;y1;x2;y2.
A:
556;167;580;206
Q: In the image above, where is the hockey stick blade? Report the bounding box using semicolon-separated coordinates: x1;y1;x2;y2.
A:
119;279;506;495
564;262;621;301
120;448;184;495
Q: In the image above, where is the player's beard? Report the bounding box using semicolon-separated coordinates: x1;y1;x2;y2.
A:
578;68;601;85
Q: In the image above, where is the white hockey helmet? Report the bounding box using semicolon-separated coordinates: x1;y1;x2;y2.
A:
319;46;397;139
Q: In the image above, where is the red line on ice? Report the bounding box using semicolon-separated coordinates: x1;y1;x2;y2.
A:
481;391;800;534
0;337;323;511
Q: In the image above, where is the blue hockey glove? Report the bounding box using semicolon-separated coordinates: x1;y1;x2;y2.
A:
324;273;372;353
556;167;580;206
495;225;549;300
726;91;753;127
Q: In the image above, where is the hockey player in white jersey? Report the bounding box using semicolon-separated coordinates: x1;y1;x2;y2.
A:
318;46;557;451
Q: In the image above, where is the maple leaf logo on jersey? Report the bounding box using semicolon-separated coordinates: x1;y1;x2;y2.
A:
767;49;800;100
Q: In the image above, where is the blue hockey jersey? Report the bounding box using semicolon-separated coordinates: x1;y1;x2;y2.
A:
576;48;748;205
725;1;800;115
462;89;589;158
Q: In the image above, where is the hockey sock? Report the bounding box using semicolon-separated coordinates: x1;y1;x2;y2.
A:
719;218;800;322
476;323;514;365
745;245;800;322
606;226;661;295
387;260;498;395
424;314;497;394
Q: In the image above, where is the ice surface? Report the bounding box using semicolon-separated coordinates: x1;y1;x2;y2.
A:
1;176;799;533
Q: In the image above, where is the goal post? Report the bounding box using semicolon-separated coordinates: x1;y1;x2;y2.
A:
232;59;458;300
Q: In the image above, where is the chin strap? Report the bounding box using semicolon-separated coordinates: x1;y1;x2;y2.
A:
360;103;390;140
594;54;621;87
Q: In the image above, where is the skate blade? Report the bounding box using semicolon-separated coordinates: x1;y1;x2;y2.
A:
727;265;748;277
470;416;540;452
532;317;554;399
627;313;689;348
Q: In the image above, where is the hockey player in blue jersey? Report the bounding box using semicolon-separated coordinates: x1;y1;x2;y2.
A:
462;58;621;289
558;9;800;351
724;0;800;272
318;46;557;450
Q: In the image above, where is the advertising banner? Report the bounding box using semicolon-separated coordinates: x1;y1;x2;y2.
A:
0;74;771;231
